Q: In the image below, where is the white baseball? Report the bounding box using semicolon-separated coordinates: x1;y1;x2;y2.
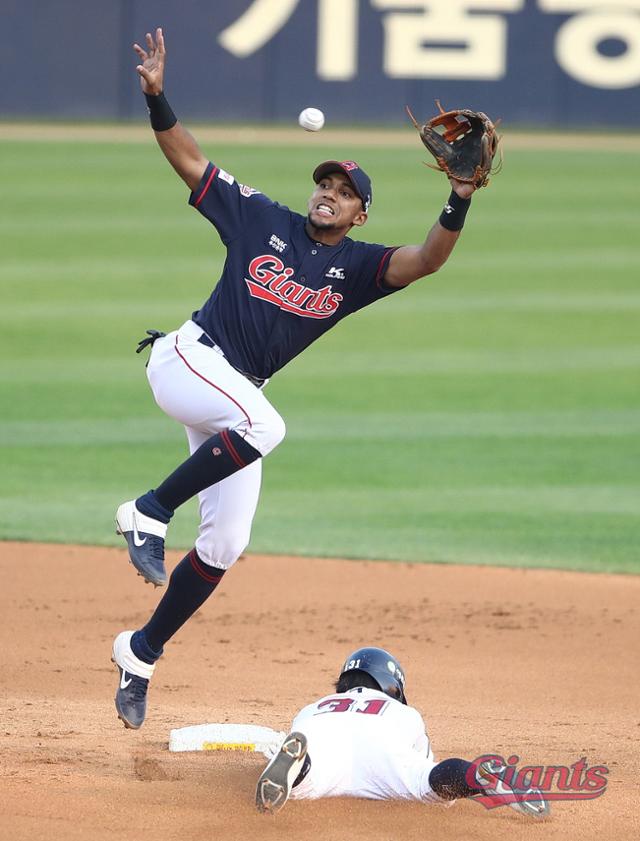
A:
298;107;325;132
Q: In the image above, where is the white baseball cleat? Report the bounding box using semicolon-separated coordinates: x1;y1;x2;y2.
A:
111;630;156;729
256;731;308;814
115;499;168;586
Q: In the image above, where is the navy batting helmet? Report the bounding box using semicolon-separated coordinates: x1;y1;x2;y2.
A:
339;646;407;704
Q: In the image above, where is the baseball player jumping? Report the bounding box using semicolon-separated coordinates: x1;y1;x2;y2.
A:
112;28;477;730
256;647;549;817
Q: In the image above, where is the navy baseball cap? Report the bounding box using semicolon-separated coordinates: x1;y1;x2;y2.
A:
313;160;372;212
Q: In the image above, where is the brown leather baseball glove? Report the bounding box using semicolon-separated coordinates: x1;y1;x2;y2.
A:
407;101;501;189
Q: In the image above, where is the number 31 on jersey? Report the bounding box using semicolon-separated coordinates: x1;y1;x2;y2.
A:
315;696;388;715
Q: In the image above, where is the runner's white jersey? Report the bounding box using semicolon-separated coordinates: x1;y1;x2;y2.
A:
289;686;440;802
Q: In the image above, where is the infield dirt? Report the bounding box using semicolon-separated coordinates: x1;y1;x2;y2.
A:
1;543;638;840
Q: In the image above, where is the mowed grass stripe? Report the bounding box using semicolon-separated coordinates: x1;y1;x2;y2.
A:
1;407;639;443
287;347;640;374
3;408;640;446
5;292;640;317
253;491;639;572
3;344;639;374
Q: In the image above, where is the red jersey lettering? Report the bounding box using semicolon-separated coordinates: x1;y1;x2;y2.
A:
245;255;344;320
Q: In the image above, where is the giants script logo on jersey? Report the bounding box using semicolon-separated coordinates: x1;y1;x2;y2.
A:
245;255;344;319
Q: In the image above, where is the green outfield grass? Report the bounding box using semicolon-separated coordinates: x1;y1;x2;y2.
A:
1;135;639;573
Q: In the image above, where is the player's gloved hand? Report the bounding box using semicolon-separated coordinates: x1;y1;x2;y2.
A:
407;101;501;190
133;27;166;96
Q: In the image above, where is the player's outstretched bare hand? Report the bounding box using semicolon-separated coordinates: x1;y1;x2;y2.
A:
133;28;166;95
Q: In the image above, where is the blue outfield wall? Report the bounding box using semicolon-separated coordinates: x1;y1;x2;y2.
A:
1;0;639;127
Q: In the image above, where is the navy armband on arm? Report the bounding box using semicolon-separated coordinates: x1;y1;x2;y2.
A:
144;92;177;132
438;190;471;232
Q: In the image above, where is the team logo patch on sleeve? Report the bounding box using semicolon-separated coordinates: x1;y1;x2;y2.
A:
217;169;235;185
239;184;260;197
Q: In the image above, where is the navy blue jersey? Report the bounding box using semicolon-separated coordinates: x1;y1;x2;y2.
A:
189;162;402;379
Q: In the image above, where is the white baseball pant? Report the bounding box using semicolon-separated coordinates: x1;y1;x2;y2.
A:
145;319;286;569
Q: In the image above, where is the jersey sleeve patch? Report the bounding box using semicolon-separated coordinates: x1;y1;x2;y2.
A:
239;184;261;198
217;168;235;185
189;162;273;245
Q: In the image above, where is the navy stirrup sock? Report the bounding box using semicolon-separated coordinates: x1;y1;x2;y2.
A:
138;429;261;515
130;629;162;665
135;549;226;655
135;491;173;524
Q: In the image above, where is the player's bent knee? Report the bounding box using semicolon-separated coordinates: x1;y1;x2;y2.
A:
196;529;251;570
266;412;287;452
239;409;286;457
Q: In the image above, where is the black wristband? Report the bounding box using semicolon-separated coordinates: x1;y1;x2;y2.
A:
144;92;177;132
438;190;471;231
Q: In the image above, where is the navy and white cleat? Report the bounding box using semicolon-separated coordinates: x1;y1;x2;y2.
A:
115;500;167;587
256;732;308;814
111;631;156;730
